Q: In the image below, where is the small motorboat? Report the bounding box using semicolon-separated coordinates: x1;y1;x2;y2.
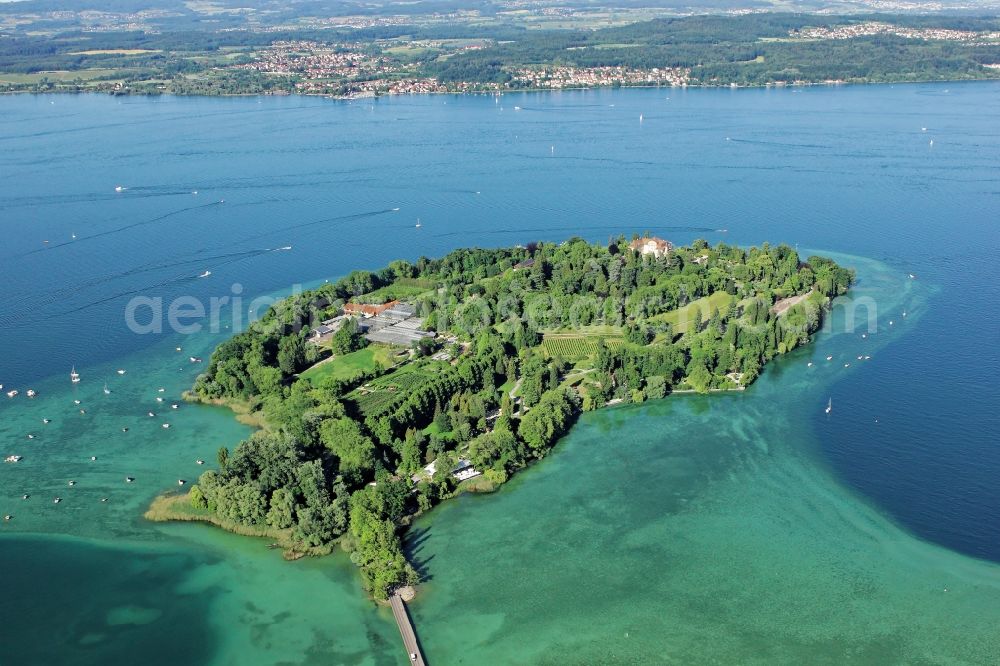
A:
53;497;62;504
68;480;76;486
122;427;129;433
158;388;165;393
189;357;202;363
42;419;51;424
115;185;126;192
162;423;170;429
117;369;126;375
177;479;186;486
26;434;35;440
825;356;833;361
148;412;155;417
171;404;178;410
198;271;212;278
79;409;86;415
104;384;111;395
176;347;182;352
90;456;97;461
26;389;36;398
125;477;135;483
156;397;164;403
196;460;205;465
100;498;109;503
3;515;10;521
21;494;29;500
4;455;22;463
6;390;17;398
74;399;81;405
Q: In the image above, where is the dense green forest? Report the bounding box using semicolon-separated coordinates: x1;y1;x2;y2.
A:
178;237;852;599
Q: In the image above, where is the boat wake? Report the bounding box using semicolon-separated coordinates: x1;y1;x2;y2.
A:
22;200;224;256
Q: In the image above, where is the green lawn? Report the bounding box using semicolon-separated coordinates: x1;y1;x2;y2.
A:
300;346;393;383
354;281;434;304
651;291;735;333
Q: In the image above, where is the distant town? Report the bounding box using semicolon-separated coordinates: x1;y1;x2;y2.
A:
2;10;999;97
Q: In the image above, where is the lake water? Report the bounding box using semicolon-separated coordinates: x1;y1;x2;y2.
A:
1;83;999;664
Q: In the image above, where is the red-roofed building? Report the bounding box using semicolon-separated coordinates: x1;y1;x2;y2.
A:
629;237;673;259
343;300;399;318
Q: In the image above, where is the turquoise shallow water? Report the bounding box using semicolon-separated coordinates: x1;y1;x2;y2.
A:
407;256;1000;664
1;84;999;663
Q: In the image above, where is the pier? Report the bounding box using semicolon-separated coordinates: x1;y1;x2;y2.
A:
389;591;426;665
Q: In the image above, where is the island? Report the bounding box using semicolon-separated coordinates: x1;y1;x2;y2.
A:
147;236;853;601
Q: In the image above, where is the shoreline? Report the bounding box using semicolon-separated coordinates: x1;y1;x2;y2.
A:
3;75;999;100
145;240;850;603
144;493;322;560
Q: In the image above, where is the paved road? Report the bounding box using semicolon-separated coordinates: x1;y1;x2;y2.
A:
390;592;426;666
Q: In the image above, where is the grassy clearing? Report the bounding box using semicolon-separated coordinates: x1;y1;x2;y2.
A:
651;291;735;333
70;49;160;55
355;281;433;304
0;69;119;83
395;277;436;289
300;346;394;383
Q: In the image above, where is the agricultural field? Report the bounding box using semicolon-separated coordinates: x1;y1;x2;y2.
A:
348;361;447;416
542;335;624;360
651;291;735;334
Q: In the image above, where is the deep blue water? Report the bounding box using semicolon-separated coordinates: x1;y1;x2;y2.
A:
1;84;998;593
